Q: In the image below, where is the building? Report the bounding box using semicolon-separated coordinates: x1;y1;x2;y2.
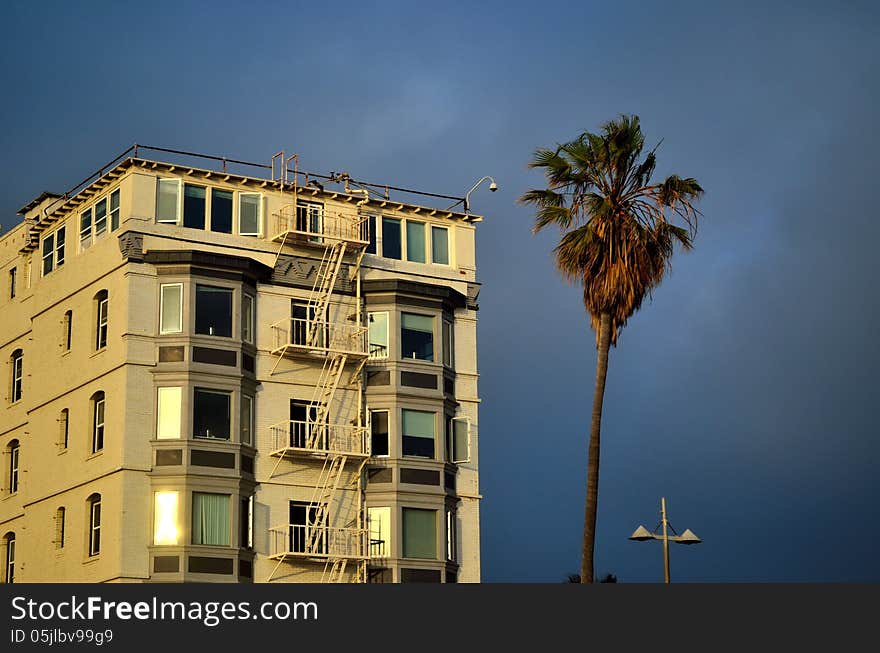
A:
0;146;482;583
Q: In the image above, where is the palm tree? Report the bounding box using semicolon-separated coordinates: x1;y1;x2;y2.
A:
520;115;703;583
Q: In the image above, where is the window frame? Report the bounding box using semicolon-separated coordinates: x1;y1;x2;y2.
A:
401;408;436;459
8;442;19;494
9;267;16;299
157;178;182;224
431;225;450;265
10;350;23;403
95;292;109;350
183;183;207;229
442;319;454;368
238;192;262;237
153;491;180;546
368;506;391;557
157;387;182;440
59;408;69;450
448;416;471;464
80;208;93;250
241;394;254;445
368;311;389;360
55;507;66;549
88;495;102;556
4;534;14;583
92;392;105;453
191;491;231;547
63;310;73;352
159;283;184;335
369;409;390;457
195;284;234;338
41;225;66;276
402;507;437;560
400;312;435;362
193;388;232;441
242;293;255;344
446;509;457;562
405;220;427;263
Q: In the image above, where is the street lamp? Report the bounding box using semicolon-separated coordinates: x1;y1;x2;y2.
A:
629;497;701;583
463;176;498;213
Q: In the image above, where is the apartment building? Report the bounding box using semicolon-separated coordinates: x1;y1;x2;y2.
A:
0;146;482;583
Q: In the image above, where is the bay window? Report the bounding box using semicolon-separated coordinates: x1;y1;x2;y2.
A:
193;388;231;440
192;492;230;546
402;409;435;458
402;508;436;559
401;313;434;361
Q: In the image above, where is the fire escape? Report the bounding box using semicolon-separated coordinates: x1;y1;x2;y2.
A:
265;156;371;582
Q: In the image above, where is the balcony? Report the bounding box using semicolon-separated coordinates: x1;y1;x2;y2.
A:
269;524;368;560
271;317;368;358
269;420;369;459
270;205;369;247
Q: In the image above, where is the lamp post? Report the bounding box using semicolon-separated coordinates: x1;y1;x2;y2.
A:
629;497;701;583
463;176;498;213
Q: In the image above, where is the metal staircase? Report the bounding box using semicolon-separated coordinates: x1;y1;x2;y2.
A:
265;163;370;583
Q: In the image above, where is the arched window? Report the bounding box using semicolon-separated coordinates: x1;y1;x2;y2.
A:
63;310;73;352
59;409;69;450
91;392;105;453
87;494;101;556
94;291;108;350
10;349;23;403
7;440;19;494
3;533;14;583
55;507;66;549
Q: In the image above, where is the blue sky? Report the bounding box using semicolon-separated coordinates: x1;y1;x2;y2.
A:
2;0;877;581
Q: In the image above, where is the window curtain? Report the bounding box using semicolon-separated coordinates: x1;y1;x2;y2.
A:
192;493;230;546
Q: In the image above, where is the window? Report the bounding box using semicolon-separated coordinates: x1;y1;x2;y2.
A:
80;208;93;249
8;268;15;299
153;491;180;545
446;509;457;562
55;507;66;549
381;218;401;259
87;494;101;556
368;507;390;557
159;284;183;334
210;188;233;233
370;410;389;457
157;387;182;440
41;226;65;276
242;294;255;344
94;197;108;237
157;178;181;223
432;226;450;264
63;310;73;351
288;501;323;554
183;184;206;229
195;285;233;337
402;409;435;458
239;193;261;236
448;417;470;464
95;291;108;350
296;200;323;239
240;496;254;549
10;350;23;403
8;441;19;494
193;389;231;440
109;189;120;231
368;312;388;359
91;392;105;453
4;533;14;583
406;221;426;263
192;492;230;546
365;215;377;254
289;400;318;449
241;395;254;445
59;409;69;449
402;508;436;559
442;319;454;368
401;313;434;361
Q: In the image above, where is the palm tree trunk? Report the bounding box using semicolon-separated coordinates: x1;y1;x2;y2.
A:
581;312;612;583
